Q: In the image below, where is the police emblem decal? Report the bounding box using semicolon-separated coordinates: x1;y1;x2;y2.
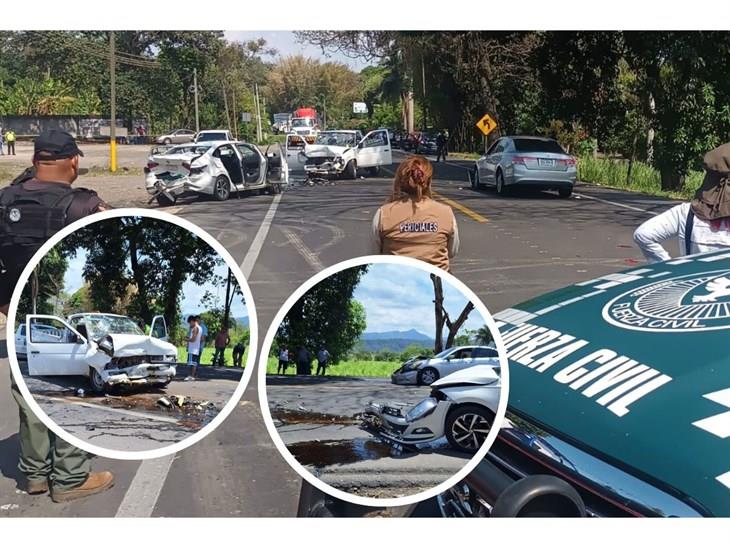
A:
8;208;21;222
603;270;730;332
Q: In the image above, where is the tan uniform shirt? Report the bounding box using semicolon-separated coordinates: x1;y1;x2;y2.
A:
371;197;459;270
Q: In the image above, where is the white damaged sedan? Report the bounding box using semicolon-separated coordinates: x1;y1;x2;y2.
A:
144;141;287;206
23;313;178;392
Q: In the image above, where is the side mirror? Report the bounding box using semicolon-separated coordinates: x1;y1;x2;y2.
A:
358;142;364;149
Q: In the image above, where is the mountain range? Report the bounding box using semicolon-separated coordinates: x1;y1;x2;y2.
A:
357;329;433;352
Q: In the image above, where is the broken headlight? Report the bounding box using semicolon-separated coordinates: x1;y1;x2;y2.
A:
405;397;439;422
96;335;114;357
403;359;424;371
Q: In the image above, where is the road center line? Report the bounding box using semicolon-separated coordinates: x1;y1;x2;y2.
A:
433;191;489;223
239;193;283;277
115;456;176;517
282;227;325;271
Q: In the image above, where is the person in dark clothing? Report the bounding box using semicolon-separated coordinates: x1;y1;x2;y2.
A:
0;129;113;503
232;340;246;367
212;327;230;367
316;348;330;376
436;131;447;162
296;346;311;375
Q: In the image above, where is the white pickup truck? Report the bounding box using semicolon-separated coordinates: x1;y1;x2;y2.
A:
301;129;392;179
22;313;178;392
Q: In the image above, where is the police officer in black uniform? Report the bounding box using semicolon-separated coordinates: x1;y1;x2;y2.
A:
0;129;114;502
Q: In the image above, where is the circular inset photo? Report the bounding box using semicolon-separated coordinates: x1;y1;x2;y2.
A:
7;209;257;460
258;256;508;506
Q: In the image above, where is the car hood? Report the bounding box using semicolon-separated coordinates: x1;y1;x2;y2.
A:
85;334;177;368
495;250;730;515
304;144;349;158
432;365;499;387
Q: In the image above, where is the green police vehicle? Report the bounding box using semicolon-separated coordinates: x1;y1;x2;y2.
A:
439;250;730;517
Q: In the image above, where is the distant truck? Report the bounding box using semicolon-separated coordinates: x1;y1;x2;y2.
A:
272;113;291;134
290;107;319;138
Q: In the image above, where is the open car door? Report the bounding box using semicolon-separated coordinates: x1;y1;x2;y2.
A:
355;129;392;169
150;315;168;342
25;315;89;376
264;143;289;185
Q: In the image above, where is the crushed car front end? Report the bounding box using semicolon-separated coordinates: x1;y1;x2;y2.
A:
100;354;177;387
390;355;429;385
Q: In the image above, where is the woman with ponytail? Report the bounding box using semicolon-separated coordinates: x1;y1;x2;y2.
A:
370;155;459;271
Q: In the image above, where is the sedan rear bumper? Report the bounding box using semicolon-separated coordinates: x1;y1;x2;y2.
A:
145;173;214;198
507;166;576;188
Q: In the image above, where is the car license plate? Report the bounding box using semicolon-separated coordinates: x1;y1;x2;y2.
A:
539;158;555;167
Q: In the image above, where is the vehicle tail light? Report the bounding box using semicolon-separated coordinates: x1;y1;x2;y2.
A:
182;161;191;171
147;161;159;170
559;157;577;167
511;156;530;165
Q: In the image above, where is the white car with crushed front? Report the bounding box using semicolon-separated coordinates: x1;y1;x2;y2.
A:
23;313;178;392
302;129;392;179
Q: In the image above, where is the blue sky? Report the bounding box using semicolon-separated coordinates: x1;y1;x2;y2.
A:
352;264;487;337
63;250;247;319
224;31;370;72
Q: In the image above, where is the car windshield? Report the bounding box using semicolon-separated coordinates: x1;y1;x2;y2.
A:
315;132;357;147
165;145;211;155
76;315;144;339
197;132;227;142
292;118;314;128
513;138;566;154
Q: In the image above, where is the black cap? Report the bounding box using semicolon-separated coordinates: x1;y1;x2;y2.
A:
34;129;84;161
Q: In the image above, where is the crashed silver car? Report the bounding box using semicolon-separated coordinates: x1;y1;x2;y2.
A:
145;141;287;206
302;129;392;179
391;345;500;385
363;365;501;453
24;313;177;392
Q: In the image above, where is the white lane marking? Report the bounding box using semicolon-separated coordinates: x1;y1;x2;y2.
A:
692;388;730;439
115;456;176;517
281;227;325;272
41;397;179;424
573;192;651;213
115;193;282;517
239;193;283;278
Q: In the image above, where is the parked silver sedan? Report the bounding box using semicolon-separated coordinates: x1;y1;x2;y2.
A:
155;128;196;145
391;345;500;385
473;136;577;198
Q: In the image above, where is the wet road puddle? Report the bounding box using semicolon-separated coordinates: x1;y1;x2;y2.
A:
287;438;399;467
272;408;360;425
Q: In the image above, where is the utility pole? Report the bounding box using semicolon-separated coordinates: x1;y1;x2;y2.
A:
193;68;200;133
223;268;232;331
421;55;427;130
232;88;238;140
222;82;231;133
253;83;263;143
109;31;117;172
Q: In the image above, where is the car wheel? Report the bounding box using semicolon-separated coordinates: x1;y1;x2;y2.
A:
445;404;494;453
418;367;440;385
155;194;176;207
366;166;379;177
163;138;171;145
345;160;357;180
214;175;231;201
558;187;573;199
268;183;282;195
89;367;106;393
496;171;507;196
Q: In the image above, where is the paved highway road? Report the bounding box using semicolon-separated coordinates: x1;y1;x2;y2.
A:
0;151;679;516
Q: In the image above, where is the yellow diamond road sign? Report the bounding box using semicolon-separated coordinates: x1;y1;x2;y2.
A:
476;114;497;136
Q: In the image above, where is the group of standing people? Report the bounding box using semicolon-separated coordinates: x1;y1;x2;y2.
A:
277;346;330;376
0;127;17;155
186;315;246;379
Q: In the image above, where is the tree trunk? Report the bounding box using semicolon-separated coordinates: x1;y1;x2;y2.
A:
431;273;445;353
660;167;684;191
445;302;475;348
646;93;656;163
128;231;152;323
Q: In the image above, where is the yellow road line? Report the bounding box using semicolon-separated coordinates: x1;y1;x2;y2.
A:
433;191;488;223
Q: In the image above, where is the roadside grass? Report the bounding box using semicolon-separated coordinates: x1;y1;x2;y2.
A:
448;151;481;160
578;156;704;200
84;165;145;177
176;345;249;367
265;356;397;378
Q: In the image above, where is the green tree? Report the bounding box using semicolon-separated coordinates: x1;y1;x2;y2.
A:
275;266;368;364
17;247;68;319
